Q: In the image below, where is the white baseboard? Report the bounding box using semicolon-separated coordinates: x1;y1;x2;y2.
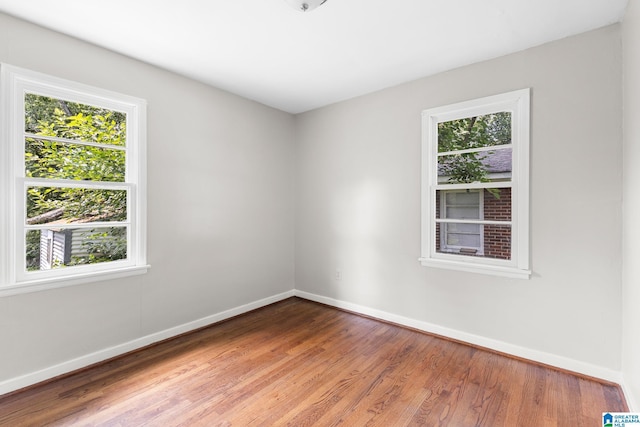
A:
294;290;624;385
0;290;295;396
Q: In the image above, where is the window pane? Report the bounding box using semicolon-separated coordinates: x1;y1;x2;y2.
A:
26;227;127;271
445;223;481;247
435;223;511;260
25;137;125;182
437;189;511;221
26;187;127;224
24;93;126;146
436;222;481;255
437;111;511;153
437;148;512;184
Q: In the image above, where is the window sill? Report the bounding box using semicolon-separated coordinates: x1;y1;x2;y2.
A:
0;265;151;297
419;257;530;279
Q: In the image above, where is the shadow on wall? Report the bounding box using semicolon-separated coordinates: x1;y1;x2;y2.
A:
329;179;390;303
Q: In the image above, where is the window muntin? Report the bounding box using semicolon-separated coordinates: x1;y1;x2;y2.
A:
1;64;148;295
420;89;530;278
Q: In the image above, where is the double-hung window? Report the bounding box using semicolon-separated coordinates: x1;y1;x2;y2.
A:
420;89;530;278
0;64;148;295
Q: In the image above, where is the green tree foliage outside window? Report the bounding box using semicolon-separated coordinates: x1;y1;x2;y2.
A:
437;112;511;184
25;94;128;270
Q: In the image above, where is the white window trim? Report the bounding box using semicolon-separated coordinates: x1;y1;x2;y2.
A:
0;64;149;296
419;89;531;279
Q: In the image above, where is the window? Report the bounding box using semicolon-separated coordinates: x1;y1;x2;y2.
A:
420;89;530;278
0;64;148;295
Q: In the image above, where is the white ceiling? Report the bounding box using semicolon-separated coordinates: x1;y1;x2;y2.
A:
0;0;629;113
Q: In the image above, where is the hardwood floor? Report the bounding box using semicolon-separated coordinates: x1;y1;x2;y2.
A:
0;297;627;426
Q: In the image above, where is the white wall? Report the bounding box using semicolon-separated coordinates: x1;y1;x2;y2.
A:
622;1;640;411
295;25;623;378
0;12;295;389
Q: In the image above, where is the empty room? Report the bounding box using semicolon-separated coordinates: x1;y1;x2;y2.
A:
0;0;639;425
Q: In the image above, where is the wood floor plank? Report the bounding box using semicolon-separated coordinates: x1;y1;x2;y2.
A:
0;297;627;426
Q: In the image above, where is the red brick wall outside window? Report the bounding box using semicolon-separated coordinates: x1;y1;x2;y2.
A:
483;188;511;259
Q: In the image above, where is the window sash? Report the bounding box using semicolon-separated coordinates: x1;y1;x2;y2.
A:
20;179;133;226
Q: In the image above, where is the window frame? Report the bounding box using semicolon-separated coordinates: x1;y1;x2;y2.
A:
0;64;149;296
419;89;531;279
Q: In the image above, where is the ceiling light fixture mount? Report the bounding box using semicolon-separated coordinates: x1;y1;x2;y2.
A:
284;0;328;12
